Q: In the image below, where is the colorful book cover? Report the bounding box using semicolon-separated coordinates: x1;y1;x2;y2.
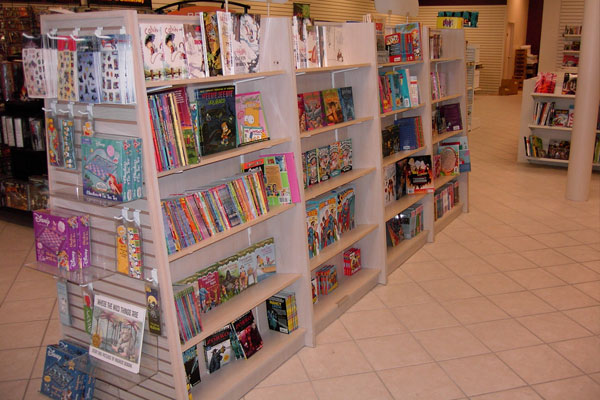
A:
263;152;301;204
562;72;577;95
183;345;201;388
395;22;422;60
77;36;102;103
298;93;307;132
254;237;276;282
162;24;188;80
405;155;434;194
204;325;233;373
217;256;240;302
383;164;396;205
399;69;412;107
340;138;353;173
379;74;393;113
303;91;325;130
387;72;403;109
306;148;319;186
409;75;420;106
89;294;146;373
322;88;344;125
139;23;164;81
262;156;287;206
197;264;221;311
203;12;222;76
237;245;258;289
217;11;235;76
306;24;321;68
195;85;237;155
337;187;355;235
232;13;261;74
438;142;460;176
306;202;319;258
317;145;330;182
328;141;342;178
325;193;339;245
184;23;208;79
232;310;263;359
235;91;269;145
338;87;355;122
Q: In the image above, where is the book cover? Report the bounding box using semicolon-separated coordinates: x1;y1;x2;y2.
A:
395;22;422;60
306;148;318;186
217;256;240;302
534;72;557;94
89;294;145;374
262;152;301;204
306;25;321;68
263;155;291;205
405;155;434;194
266;293;294;333
197;264;221;311
379;74;393;113
183;345;201;387
232;13;261;74
195;85;237;155
317;145;330;183
551;109;569;127
204;325;233;373
409;75;420;106
162;24;188;80
303;91;325;130
184;23;208;79
140;23;164;80
547;139;570;160
440;103;463;131
328;141;342;178
562;72;577;95
298;93;307;132
235;91;269;145
337;186;355;235
306;202;319;258
232;310;263;359
383;164;396;205
324;25;344;66
203;12;222;76
254;237;276;282
387;71;403;110
322;88;344;125
217;11;235;76
438;142;460;176
237;245;258;289
340;138;353;173
338;87;355;122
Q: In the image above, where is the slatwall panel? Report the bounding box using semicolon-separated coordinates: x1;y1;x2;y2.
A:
150;1;505;93
41;16;178;400
555;0;584;70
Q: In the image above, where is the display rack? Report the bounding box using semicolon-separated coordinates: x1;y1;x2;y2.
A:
40;11;469;400
517;74;600;170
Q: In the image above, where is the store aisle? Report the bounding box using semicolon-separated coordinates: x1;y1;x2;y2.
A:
245;94;600;400
0;93;598;399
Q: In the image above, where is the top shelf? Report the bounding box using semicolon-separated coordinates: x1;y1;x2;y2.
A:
296;63;371;75
531;92;575;99
145;70;286;89
378;60;424;68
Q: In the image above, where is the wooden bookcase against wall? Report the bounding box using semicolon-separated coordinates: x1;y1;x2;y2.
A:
38;11;468;400
379;26;469;277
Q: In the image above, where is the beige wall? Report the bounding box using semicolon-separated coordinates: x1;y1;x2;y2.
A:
505;0;529;78
539;0;562;71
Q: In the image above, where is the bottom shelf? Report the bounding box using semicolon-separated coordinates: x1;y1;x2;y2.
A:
314;268;380;334
525;156;600;170
386;230;429;276
191;328;306;400
434;203;464;236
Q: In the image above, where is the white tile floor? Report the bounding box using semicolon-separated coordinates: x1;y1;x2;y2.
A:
0;93;598;399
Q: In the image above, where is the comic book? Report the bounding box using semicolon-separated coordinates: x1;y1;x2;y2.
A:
232;310;263;359
195;85;237;155
322;88;344;125
405;155;434;194
232;13;261;74
303;91;325;130
235;91;269;145
338;86;355;121
184;23;208;78
162;24;188;79
140;23;164;80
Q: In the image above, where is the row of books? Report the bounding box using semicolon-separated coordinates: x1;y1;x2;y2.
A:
266;291;298;334
40;340;95;400
430;70;448;101
564;25;582;35
525;136;570;160
303;139;353;187
432;102;463;135
175;238;276;315
314;264;338;295
22;34;136;104
1;115;45;150
140;12;261;80
429;32;443;60
149;85;270;172
386;203;425;247
434;181;460;221
298;87;355;132
33;209;91;271
383;22;423;63
378;70;420;114
533;101;574;127
292;18;345;69
161;170;269;254
174;285;203;343
242;153;301;207
381;116;425;158
306;186;356;258
204;310;263;375
0;175;48;211
81;135;144;203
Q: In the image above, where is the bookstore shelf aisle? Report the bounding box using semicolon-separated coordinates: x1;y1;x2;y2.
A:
38;11;470;400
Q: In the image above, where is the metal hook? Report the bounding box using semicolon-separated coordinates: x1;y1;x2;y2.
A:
94;27;110;39
47;28;66;41
22;33;35;40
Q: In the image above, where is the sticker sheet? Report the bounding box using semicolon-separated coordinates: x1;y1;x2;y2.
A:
61;118;76;169
57;36;78;102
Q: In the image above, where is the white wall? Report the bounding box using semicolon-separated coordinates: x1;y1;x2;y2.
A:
505;0;529;79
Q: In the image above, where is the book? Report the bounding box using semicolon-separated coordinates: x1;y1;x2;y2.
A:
322;25;344;66
534;72;557;94
217;255;240;302
217;11;235;76
232;310;263;359
396;159;408;199
306;25;321;68
547;139;570;160
235;91;269;145
409;75;420;106
322;88;344;125
254;237;276;282
261;153;301;204
328;141;342;178
203;12;222;76
195;85;237;155
438;142;460;176
232;13;261;74
204;325;234;373
183;346;201;388
306;202;320;258
184;23;208;79
551;109;569;127
266;292;297;334
340;138;353;173
405;155;434;194
395;22;422;60
306;148;319;186
343;247;361;276
298;93;307;132
383;164;396;205
317;145;330;182
562;72;577;95
303;91;325;130
379;74;393;113
140;23;165;80
337;186;355;235
338;87;355;121
162;24;188;79
89;294;146;373
440;103;463;132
